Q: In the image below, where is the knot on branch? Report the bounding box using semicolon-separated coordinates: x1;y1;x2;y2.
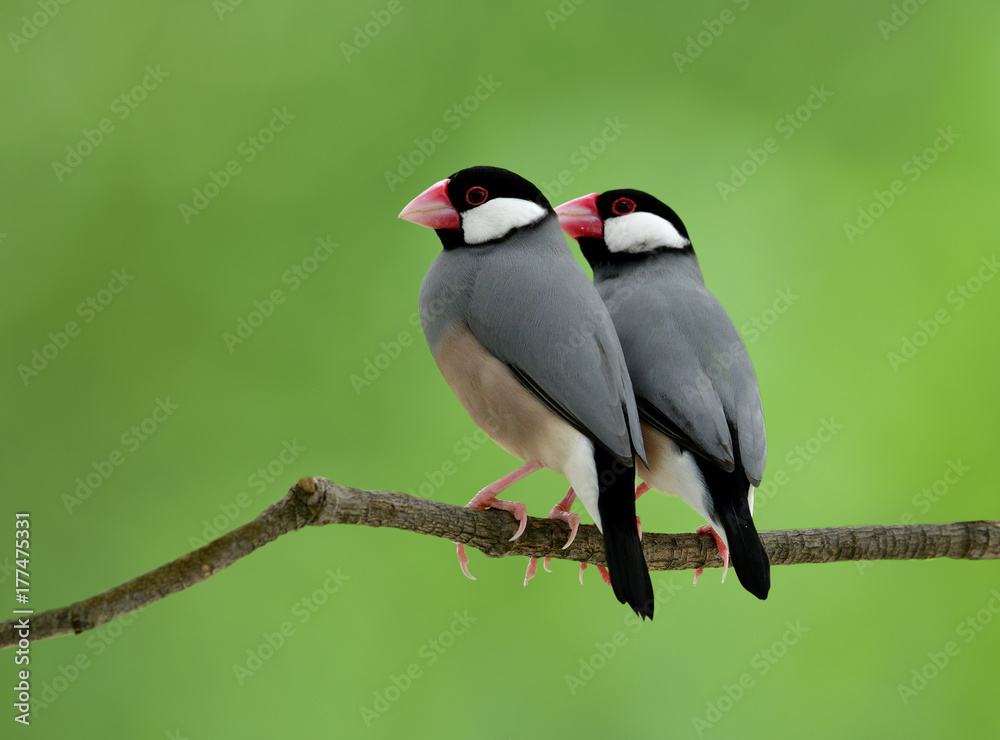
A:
271;476;339;530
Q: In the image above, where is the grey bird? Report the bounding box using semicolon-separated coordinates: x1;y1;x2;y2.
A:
556;189;770;600
399;167;654;618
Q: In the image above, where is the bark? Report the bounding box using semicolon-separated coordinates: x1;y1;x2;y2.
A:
2;477;997;649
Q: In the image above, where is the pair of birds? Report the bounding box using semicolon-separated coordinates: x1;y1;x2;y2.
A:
398;166;768;620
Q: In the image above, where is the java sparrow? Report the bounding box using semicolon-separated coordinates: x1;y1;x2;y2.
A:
555;189;770;600
399;167;654;618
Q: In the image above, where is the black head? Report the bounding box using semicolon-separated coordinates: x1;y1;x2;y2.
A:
399;166;553;250
445;166;552;215
555;188;693;269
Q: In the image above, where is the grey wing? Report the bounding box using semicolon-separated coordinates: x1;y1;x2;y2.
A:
614;285;766;485
467;248;644;465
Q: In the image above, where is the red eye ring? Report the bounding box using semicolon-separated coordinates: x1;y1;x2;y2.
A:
465;187;488;206
611;197;636;216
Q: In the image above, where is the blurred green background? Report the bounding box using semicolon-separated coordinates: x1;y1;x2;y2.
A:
3;1;998;737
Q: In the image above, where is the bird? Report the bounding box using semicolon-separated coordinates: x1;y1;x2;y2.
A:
555;189;770;600
398;166;654;618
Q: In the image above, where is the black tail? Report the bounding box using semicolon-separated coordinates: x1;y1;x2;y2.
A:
595;446;654;619
694;448;770;600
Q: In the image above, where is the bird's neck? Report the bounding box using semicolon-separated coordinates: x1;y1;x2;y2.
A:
592;247;704;285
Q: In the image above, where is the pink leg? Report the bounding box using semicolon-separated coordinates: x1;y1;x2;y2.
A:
455;462;540;580
692;525;730;586
524;487;580;586
634;481;650;539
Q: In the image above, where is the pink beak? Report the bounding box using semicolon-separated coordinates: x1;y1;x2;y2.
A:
554;193;602;239
398;179;461;230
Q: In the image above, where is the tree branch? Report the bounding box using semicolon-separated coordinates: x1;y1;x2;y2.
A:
3;476;998;649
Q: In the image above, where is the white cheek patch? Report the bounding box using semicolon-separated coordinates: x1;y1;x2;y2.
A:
604;212;689;253
461;198;547;245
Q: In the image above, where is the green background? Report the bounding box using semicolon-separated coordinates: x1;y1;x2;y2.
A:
3;1;998;737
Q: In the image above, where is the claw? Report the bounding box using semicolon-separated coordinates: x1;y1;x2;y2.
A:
524;487;579;586
524;557;538;587
455;542;476;580
578;561;613;586
454;463;540;578
548;487;579;548
486;499;527;541
693;525;730;585
465;492;529;541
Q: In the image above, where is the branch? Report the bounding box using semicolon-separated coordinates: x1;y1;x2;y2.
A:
3;477;997;649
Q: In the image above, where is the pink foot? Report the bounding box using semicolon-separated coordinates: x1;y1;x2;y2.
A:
693;525;730;586
578;562;612;586
524;488;579;587
522;556;554;587
454;463;540;580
